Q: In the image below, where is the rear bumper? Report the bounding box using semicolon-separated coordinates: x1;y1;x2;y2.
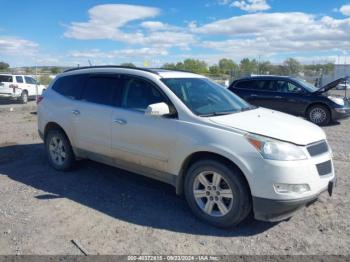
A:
253;177;336;222
0;93;20;100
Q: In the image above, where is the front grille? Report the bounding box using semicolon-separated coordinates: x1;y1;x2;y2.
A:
307;141;329;157
316;160;332;176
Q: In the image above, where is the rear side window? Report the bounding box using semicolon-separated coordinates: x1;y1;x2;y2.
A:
52;74;87;99
0;75;13;82
233;81;252;89
81;76;120;106
24;76;36;84
16;76;24;83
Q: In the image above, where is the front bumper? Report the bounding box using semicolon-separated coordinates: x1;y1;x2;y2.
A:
331;107;350;121
253;177;336;222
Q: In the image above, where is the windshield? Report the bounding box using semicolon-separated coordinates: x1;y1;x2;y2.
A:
292;78;319;92
161;77;254;116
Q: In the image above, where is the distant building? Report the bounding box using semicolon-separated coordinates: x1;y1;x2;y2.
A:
333;64;350;79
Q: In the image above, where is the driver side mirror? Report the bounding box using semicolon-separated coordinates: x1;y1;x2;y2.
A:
145;102;170;117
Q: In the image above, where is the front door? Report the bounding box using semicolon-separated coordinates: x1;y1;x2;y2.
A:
111;75;178;174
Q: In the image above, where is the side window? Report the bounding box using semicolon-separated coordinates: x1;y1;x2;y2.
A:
0;75;13;82
234;81;252;89
16;76;24;83
275;81;302;93
81;76;119;106
263;80;277;92
121;76;167;111
52;74;87;99
24;76;36;85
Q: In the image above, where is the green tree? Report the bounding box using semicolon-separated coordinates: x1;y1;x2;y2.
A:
50;67;61;74
120;62;136;67
283;58;302;75
218;58;238;75
162;63;177;70
39;75;53;86
182;59;208;74
209;64;221;76
0;62;10;71
239;58;258;76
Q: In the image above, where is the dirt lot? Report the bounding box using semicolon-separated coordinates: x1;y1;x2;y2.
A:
0;101;349;255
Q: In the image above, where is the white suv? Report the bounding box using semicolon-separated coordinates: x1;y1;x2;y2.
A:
0;74;46;103
37;66;336;227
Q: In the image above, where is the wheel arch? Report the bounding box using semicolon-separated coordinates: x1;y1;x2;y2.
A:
44;122;69;141
176;151;252;197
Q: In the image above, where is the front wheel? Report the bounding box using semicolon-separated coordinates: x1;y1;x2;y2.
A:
45;129;75;171
307;105;331;126
184;160;251;228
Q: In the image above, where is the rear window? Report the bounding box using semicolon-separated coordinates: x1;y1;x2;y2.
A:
52;74;87;99
0;75;13;83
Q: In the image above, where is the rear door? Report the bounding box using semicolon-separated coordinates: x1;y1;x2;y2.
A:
24;76;37;96
71;74;122;157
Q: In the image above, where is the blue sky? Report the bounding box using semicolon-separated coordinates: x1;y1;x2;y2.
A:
1;0;350;67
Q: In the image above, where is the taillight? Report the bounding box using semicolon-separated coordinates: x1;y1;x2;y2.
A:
10;84;18;92
37;95;44;104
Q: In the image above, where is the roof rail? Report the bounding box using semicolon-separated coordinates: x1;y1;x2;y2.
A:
63;65;159;75
154;68;194;74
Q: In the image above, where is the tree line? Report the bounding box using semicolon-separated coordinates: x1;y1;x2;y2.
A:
0;58;334;79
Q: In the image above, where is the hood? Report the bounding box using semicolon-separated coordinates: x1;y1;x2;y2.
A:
316;76;350;93
209;107;326;145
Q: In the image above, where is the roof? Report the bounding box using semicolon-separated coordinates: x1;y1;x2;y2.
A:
63;66;204;79
234;75;295;82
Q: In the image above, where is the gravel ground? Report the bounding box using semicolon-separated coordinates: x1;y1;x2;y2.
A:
0;101;349;255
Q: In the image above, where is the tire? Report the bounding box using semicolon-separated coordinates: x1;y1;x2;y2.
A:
306;104;331;126
184;159;251;228
45;129;75;171
20;91;28;104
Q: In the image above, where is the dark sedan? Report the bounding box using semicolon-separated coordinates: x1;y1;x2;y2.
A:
228;76;350;125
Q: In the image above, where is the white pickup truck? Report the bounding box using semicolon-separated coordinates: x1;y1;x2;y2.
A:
0;74;46;103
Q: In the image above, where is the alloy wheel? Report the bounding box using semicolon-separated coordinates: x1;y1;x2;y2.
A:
49;136;67;166
193;171;234;217
309;107;326;124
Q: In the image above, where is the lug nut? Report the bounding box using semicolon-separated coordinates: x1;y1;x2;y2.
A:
215;196;219;201
209;196;213;201
207;186;211;190
216;191;220;196
206;191;210;196
212;186;216;190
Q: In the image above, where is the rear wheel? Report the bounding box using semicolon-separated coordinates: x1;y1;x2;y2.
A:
184;160;251;228
19;91;28;104
307;105;330;126
45;129;75;171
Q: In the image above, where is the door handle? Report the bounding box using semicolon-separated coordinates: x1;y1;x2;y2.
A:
250;94;258;97
274;96;283;99
72;109;80;116
113;119;127;125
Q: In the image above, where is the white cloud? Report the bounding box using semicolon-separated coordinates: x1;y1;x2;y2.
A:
64;4;196;49
0;36;38;56
70;47;168;59
64;4;160;40
232;0;270;12
340;4;350;16
193;12;350;56
219;0;270;12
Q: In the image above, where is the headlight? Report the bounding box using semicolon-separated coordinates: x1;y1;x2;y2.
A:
246;133;307;161
328;96;345;106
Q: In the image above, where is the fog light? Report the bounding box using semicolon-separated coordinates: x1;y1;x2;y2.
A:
274;184;310;194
